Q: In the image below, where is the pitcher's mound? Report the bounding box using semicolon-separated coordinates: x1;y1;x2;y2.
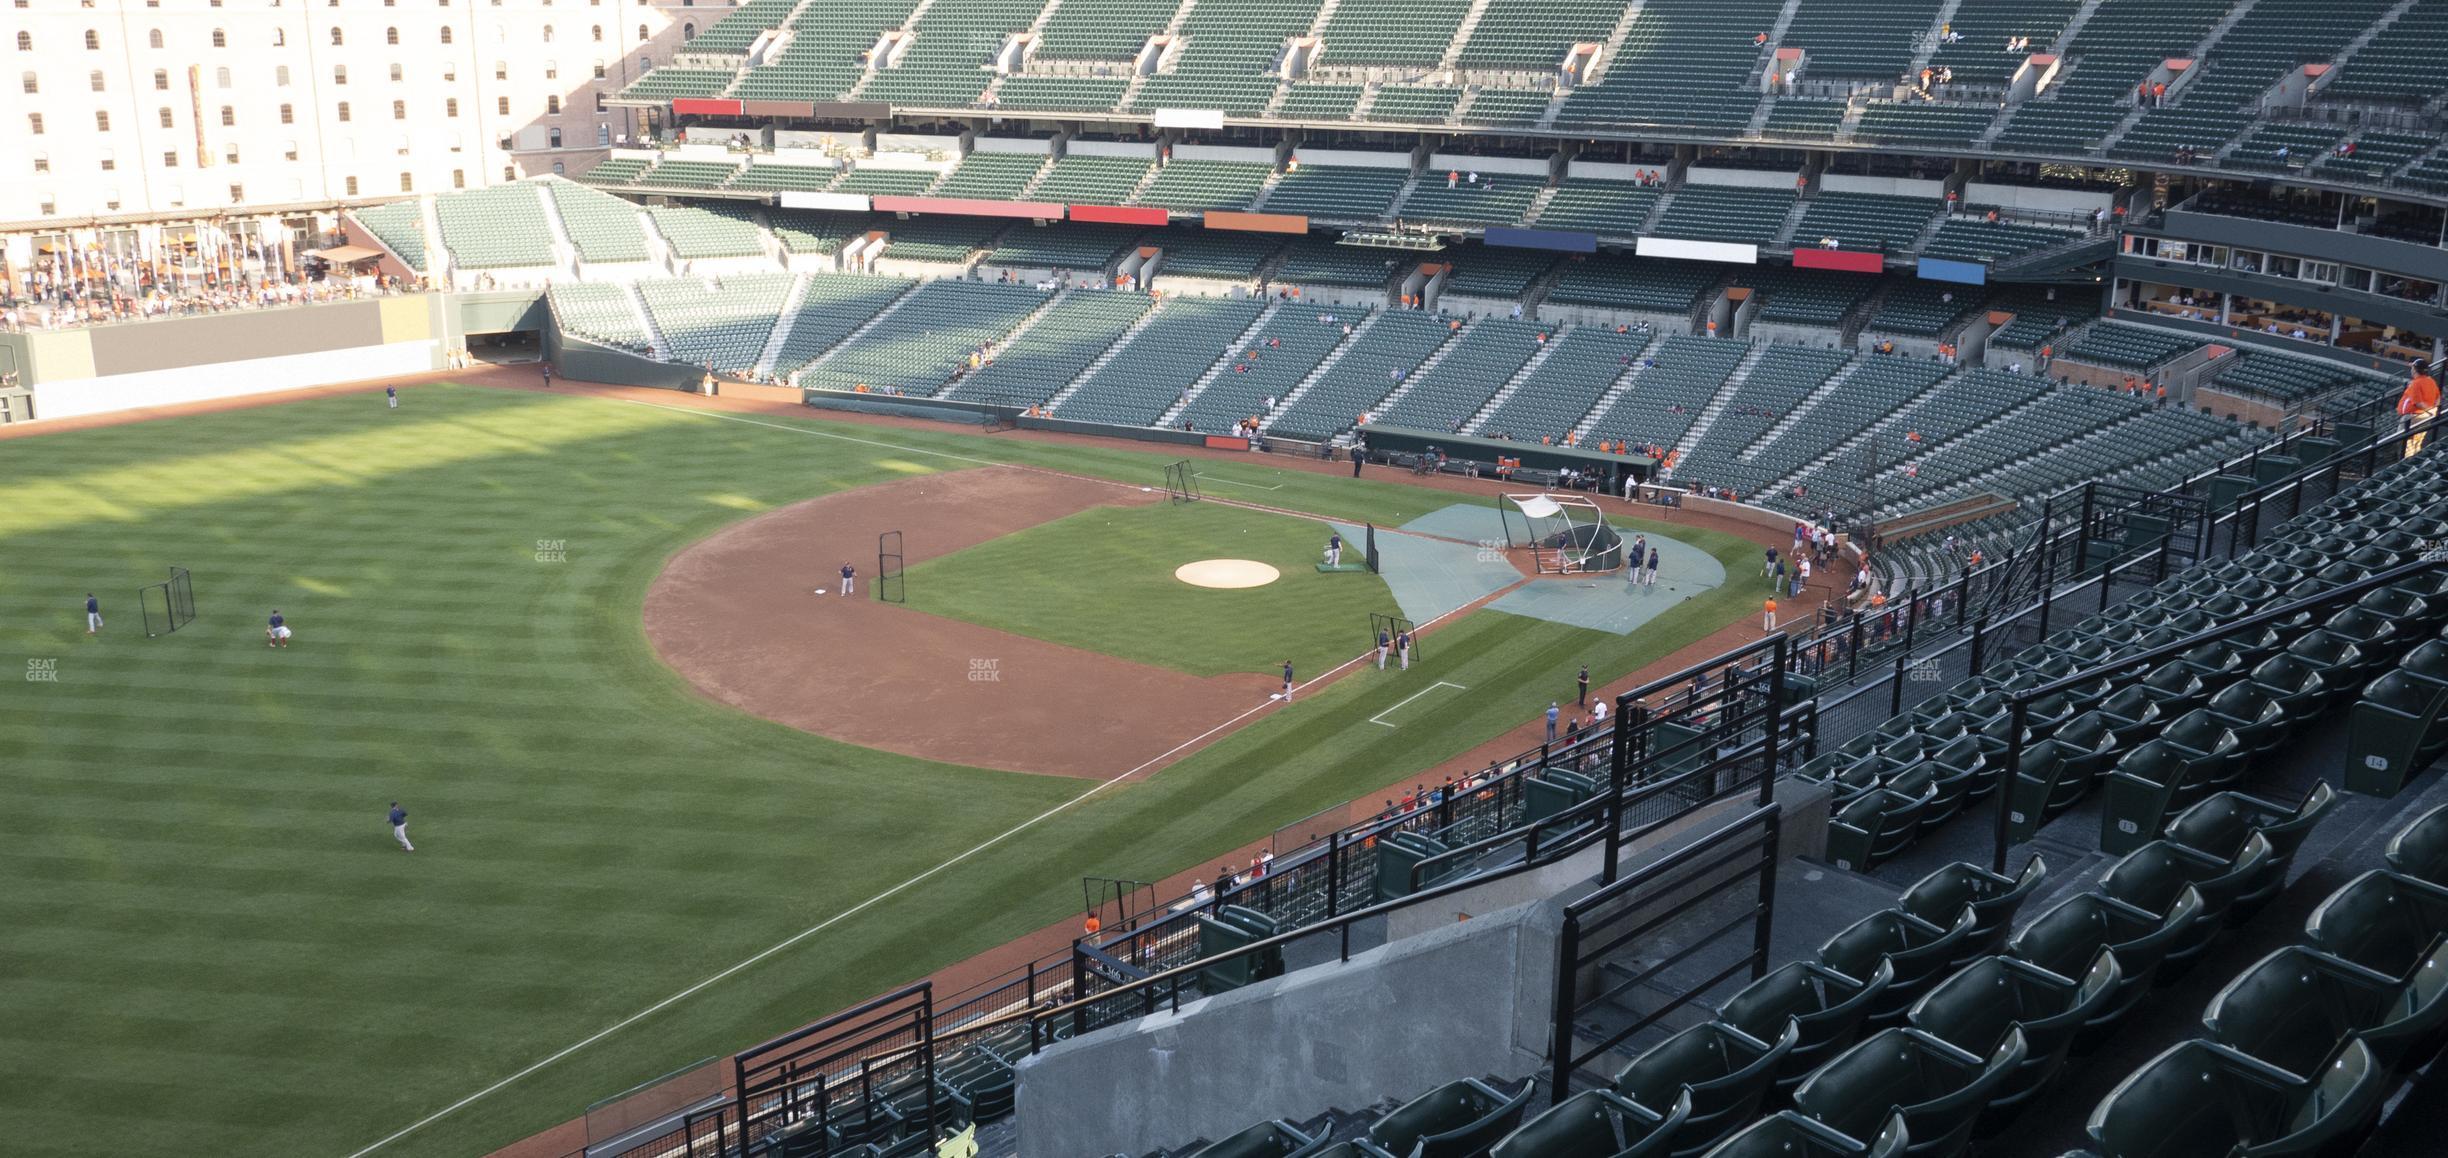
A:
1175;559;1282;589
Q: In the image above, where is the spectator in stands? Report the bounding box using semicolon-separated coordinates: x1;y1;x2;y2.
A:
1754;31;1768;46
2401;364;2440;455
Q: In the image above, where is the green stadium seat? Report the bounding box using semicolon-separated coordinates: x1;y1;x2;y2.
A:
1907;953;2119;1130
2084;1038;2387;1158
2347;642;2448;797
1491;1088;1690;1158
1897;859;2048;968
1718;958;1894;1100
2098;712;2243;854
2387;803;2448;887
2095;837;2271;978
2009;887;2204;1049
1826;784;1934;873
1366;1078;1534;1158
2201;945;2426;1078
1817;909;1978;1029
2161;782;2335;923
1791;1026;2026;1158
2302;870;2448;985
1613;1021;1800;1157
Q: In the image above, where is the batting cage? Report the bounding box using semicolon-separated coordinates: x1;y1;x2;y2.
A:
877;530;905;604
1165;461;1201;504
1498;493;1624;574
1368;612;1419;661
141;566;196;637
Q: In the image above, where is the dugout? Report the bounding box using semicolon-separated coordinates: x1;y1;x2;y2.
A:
1348;426;1657;490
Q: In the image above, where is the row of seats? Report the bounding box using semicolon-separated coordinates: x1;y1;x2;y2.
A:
1581;335;1752;452
2059;323;2203;371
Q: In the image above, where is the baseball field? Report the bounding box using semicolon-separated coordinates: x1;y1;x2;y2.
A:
0;382;1764;1157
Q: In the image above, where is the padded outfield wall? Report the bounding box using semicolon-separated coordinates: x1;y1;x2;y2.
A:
19;295;449;420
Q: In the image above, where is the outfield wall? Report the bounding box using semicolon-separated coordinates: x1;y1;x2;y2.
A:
23;296;447;420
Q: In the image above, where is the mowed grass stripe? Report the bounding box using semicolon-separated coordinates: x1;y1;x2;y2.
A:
0;385;1754;1158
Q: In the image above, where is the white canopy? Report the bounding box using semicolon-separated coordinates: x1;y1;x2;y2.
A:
1508;494;1566;520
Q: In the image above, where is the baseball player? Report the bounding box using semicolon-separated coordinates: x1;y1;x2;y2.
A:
385;384;399;410
86;593;102;635
1398;630;1412;670
1645;545;1661;586
1325;532;1343;568
266;609;292;648
1281;659;1295;701
388;800;414;852
1377;628;1391;670
1626;536;1647;591
839;561;856;597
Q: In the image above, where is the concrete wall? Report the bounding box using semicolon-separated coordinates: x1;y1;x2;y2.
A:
1820;174;1944;200
1013;898;1560;1157
20;296;447;420
1012;792;1832;1157
31;341;438;419
1963;182;2113;215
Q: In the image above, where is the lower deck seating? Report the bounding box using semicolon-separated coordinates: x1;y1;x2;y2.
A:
1269;311;1456;440
942;290;1153;405
1055;297;1263;426
798;281;1049;394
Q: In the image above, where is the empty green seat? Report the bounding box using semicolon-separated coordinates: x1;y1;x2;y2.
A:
1818;909;1978;1029
2097;837;2272;978
1367;1078;1533;1158
2347;644;2448;797
1907;953;2119;1131
1374;831;1454;900
1614;1021;1800;1157
2303;869;2448;984
2084;1038;2388;1158
1898;859;2049;968
2202;944;2448;1079
1700;1111;1907;1158
1193;1119;1315;1157
1491;1088;1689;1158
2386;803;2448;886
1826;784;1934;873
2098;714;2242;855
1718;958;1894;1100
2202;682;2289;758
1792;1027;2027;1158
2005;715;2118;842
2010;887;2204;1050
2162;782;2336;923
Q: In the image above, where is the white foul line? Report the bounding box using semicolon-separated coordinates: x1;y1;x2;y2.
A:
1369;681;1471;727
347;393;1494;1158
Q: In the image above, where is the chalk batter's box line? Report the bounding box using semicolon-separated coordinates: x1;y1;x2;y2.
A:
1369;681;1470;728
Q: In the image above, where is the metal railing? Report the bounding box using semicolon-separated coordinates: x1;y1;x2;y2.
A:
1549;804;1783;1097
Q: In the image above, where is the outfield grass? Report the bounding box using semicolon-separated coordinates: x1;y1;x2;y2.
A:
902;501;1395;677
0;385;1757;1158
